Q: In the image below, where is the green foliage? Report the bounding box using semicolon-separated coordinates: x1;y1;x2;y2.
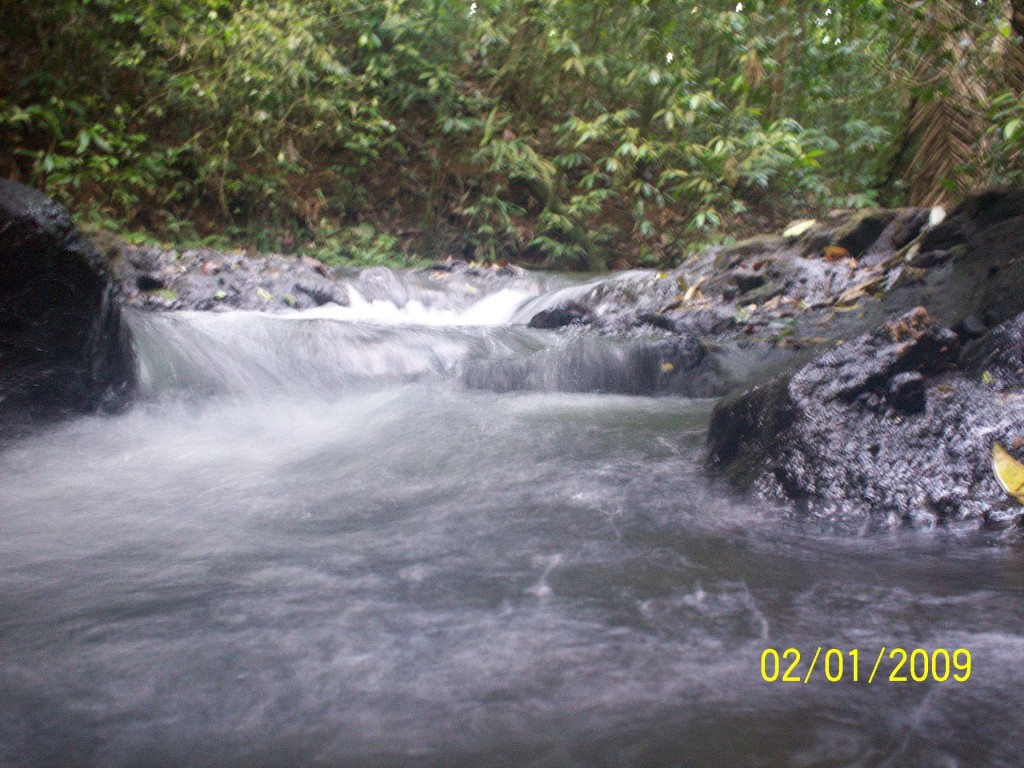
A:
985;91;1024;185
305;223;425;270
0;0;1016;269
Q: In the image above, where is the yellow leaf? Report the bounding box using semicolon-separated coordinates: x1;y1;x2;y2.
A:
661;363;675;373
992;442;1024;504
684;275;707;302
257;287;273;301
782;219;816;238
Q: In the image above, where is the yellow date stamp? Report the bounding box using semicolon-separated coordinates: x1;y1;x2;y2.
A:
761;647;971;684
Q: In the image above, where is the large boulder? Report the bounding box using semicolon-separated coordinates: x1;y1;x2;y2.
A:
0;179;134;424
881;188;1024;334
707;308;1024;529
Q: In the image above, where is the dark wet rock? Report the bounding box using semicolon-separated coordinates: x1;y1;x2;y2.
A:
960;312;1024;390
905;246;957;269
792;208;929;264
834;209;899;259
888;208;932;251
861;208;931;265
706;308;1024;529
794;224;835;259
528;301;596;330
879;189;1024;331
635;312;682;333
136;274;165;291
956;314;988;340
511;188;1024;411
732;268;766;294
0;179;134;424
294;282;348;307
886;371;927;413
920;188;1024;253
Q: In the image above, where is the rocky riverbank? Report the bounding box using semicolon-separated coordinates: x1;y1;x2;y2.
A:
4;176;1024;530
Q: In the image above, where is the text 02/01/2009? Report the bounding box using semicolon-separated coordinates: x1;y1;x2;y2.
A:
760;647;972;684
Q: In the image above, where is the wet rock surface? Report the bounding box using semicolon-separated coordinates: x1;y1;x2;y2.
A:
509;189;1024;527
460;328;729;397
707;307;1024;530
97;237;352;312
517;191;1024;356
0;180;134;425
99;237;532;314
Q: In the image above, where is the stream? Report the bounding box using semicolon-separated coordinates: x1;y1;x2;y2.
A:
3;268;1024;767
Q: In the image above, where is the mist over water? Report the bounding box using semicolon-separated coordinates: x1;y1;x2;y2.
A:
3;268;1024;767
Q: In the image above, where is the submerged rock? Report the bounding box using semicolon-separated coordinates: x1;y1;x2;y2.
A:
460;329;729;397
707;308;1024;529
528;301;596;330
0;180;135;424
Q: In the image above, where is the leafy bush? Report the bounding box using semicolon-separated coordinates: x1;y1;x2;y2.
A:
0;0;1015;268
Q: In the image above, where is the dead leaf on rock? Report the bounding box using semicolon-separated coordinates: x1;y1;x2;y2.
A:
782;219;816;238
683;276;706;302
823;245;851;262
836;275;885;305
992;442;1024;504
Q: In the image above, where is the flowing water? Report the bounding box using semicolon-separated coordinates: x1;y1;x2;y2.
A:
3;268;1024;768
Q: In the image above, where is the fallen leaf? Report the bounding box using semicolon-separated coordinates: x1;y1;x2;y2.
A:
783;219;816;238
683;276;706;302
992;442;1024;504
836;275;885;305
257;287;273;301
823;245;851;262
661;362;675;373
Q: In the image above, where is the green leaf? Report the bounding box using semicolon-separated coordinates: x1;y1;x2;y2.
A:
76;130;91;155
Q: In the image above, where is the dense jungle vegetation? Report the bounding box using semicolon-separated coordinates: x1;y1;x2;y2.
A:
1;0;1023;269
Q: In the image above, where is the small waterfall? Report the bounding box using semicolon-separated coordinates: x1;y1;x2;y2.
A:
126;266;725;400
